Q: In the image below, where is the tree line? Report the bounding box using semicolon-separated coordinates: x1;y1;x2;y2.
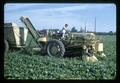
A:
71;27;116;35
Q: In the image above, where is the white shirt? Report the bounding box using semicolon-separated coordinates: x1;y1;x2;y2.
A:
62;27;67;34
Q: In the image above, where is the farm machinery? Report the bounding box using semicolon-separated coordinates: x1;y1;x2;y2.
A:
4;16;105;62
4;23;28;52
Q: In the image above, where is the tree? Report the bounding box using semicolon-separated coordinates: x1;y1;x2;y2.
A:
108;31;113;35
71;27;77;32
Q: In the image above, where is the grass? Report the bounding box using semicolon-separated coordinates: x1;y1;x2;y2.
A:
4;35;116;80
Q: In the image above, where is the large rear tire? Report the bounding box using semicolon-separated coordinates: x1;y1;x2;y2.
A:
4;40;9;53
46;39;65;57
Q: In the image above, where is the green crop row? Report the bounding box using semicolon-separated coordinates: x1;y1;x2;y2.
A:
4;35;116;80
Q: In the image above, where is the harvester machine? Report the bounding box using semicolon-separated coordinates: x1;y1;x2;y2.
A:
20;16;65;57
4;16;105;62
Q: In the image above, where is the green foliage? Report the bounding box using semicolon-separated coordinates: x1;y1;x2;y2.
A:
4;35;116;80
71;27;78;32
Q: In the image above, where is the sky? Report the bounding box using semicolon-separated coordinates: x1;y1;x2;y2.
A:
4;3;116;32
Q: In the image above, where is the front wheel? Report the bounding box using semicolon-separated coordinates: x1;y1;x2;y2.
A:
46;39;65;57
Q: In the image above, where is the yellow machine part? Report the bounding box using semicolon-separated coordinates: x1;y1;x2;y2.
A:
37;37;48;42
95;43;103;52
4;23;28;47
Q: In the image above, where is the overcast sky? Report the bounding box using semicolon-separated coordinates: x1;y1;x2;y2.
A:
4;3;116;32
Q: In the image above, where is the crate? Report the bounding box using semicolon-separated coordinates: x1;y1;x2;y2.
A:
4;23;28;48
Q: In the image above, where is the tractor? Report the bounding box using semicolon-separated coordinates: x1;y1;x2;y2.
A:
4;16;105;62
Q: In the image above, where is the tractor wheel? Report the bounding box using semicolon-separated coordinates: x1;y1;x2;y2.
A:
4;40;9;53
46;39;65;57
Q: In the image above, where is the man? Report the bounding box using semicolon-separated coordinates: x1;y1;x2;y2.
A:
62;24;68;38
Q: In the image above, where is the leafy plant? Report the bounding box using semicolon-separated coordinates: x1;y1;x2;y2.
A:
4;35;116;80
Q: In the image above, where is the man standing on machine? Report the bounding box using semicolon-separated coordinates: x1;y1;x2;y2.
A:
62;24;68;38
